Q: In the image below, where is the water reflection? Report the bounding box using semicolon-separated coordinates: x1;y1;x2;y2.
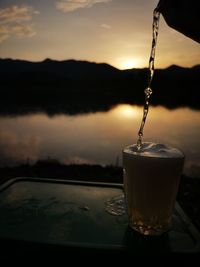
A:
114;105;141;119
0;104;199;177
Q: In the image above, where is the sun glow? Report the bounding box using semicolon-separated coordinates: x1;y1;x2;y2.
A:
117;58;142;70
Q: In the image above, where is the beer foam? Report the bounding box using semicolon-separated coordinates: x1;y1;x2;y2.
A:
124;142;184;159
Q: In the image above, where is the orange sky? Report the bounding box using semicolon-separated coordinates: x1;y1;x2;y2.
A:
0;0;199;69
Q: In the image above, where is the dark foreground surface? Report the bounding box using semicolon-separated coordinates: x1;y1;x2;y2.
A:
0;161;199;231
0;176;199;265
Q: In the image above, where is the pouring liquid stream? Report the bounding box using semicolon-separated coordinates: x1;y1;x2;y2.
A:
136;9;160;151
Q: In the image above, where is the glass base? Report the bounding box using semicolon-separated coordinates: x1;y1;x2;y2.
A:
130;223;169;236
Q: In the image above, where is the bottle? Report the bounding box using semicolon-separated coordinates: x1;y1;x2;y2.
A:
156;0;200;43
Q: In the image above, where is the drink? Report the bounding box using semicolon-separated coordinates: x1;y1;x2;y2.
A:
123;142;184;235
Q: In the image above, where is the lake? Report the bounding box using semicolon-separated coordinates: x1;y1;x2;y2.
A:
0;104;199;177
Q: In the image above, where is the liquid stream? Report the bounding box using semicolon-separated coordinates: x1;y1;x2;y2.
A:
136;9;160;150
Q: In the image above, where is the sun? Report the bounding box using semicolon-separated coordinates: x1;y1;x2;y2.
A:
116;58;142;70
121;59;136;69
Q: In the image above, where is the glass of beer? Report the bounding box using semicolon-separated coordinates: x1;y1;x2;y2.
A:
123;142;184;236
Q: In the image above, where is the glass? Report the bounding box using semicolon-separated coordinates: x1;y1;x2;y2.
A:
123;142;184;236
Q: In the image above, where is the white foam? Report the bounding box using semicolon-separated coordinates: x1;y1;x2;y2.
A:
123;142;184;159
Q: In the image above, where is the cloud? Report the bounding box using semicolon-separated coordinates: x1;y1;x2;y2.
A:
101;23;111;29
56;0;112;13
10;23;36;37
0;5;39;43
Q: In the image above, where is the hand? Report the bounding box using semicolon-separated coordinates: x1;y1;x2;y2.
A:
156;0;200;43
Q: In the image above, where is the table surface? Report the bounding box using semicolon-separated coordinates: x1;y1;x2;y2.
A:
0;177;199;255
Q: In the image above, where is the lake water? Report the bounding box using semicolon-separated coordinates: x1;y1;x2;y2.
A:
0;104;199;177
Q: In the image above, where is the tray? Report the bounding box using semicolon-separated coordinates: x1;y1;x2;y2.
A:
0;177;199;257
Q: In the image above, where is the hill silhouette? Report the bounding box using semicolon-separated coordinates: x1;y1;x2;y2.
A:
0;58;199;116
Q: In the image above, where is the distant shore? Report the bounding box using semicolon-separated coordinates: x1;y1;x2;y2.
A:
0;59;200;116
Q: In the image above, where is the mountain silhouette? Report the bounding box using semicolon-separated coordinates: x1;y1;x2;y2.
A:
0;58;199;116
0;58;120;78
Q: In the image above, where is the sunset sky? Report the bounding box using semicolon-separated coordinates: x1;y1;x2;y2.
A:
0;0;199;69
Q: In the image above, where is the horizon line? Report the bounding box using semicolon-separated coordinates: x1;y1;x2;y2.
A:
0;57;199;71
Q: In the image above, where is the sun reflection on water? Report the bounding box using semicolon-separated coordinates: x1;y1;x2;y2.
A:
111;104;141;119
